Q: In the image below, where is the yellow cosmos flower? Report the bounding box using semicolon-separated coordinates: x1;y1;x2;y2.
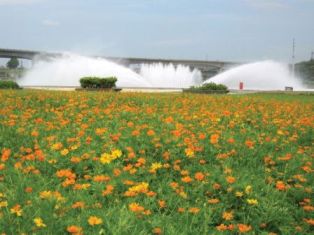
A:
245;185;252;194
247;199;258;205
51;142;63;150
88;216;103;226
185;148;195;158
100;153;113;164
111;149;122;158
100;150;122;164
128;182;149;194
0;201;8;208
10;204;23;216
34;217;46;228
150;162;163;173
60;149;69;156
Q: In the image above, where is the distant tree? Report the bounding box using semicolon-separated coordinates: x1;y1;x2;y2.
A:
6;57;19;69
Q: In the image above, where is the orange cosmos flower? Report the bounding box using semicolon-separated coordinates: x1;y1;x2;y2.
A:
25;187;33;193
226;176;236;184
146;191;156;197
177;207;185;213
158;200;166;208
102;184;114;196
188;207;200;214
208;198;220;204
228;138;235;144
72;201;85;209
222;211;234;221
216;224;228;231
237;224;252;233
245;140;254;149
70;157;81;163
31;130;39;137
132;130;140;136
93;175;111;183
129;203;145;213
164;116;174;123
304;218;314;226
276;181;287;191
162;151;170;160
169;182;178;189
113;168;121;176
198;133;206;140
67;225;83;234
147;130;155;136
1;148;11;162
152;227;162;234
278;153;292;161
194;172;205;181
213;183;221;190
303;205;314;212
181;176;193;183
210;134;219;144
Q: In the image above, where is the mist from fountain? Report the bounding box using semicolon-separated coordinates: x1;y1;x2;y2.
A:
139;63;202;88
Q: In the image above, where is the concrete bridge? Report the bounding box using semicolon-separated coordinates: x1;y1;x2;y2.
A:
0;48;237;78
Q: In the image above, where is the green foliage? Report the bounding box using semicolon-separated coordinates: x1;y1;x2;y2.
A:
187;82;229;93
6;57;19;69
296;60;314;87
0;80;20;89
79;77;117;89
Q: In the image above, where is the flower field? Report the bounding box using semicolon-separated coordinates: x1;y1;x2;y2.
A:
0;90;313;234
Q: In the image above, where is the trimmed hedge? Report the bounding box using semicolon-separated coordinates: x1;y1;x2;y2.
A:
186;82;229;93
80;77;117;89
0;80;20;89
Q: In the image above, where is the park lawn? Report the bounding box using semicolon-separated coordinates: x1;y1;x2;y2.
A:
0;90;313;234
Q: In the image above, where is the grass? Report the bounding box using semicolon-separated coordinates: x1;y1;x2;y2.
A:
0;90;313;234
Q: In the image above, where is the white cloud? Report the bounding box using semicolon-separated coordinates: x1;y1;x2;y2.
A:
0;0;44;5
42;19;60;27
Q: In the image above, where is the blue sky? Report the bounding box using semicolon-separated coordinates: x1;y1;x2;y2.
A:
0;0;313;62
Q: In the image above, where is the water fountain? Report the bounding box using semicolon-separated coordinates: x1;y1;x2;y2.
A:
203;61;305;91
20;54;309;91
19;53;202;88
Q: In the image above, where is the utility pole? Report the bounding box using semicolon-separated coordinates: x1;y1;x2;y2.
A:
311;51;314;61
292;38;295;77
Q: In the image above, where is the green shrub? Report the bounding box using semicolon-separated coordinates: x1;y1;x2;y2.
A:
0;80;20;89
80;77;117;89
197;82;228;91
187;82;229;93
